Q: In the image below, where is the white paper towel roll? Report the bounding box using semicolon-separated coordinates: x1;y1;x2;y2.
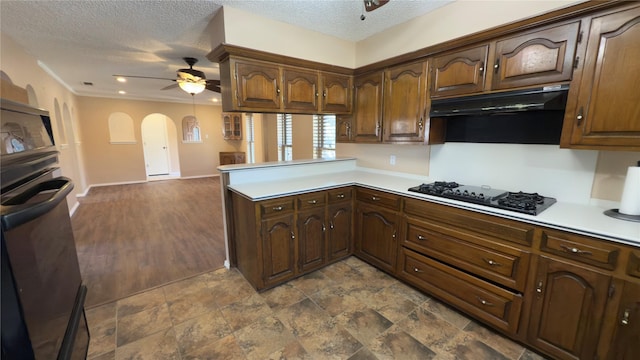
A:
619;165;640;216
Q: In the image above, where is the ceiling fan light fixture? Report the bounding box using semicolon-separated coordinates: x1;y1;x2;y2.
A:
178;80;206;95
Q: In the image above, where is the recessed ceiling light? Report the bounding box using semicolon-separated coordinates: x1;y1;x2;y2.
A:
212;98;219;102
118;90;126;95
116;77;127;83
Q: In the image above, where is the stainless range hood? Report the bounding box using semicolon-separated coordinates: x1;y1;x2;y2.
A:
429;84;569;117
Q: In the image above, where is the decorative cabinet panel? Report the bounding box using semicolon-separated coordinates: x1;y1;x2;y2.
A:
233;59;282;110
321;73;352;113
355;203;399;274
297;207;326;273
492;22;580;90
561;5;640;150
383;61;428;143
527;256;611;360
328;202;352;261
261;214;296;287
431;45;489;98
607;281;640;360
353;71;384;143
282;67;319;112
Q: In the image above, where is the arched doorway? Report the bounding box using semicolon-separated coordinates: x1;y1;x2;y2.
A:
141;114;180;180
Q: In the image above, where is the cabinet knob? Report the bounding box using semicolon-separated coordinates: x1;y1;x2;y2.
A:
276;87;281;95
322;224;326;232
621;309;631;326
330;221;334;229
479;62;485;74
392;230;397;239
482;258;502;267
536;280;544;294
371;196;380;201
560;244;592;256
418;118;424;131
417;234;426;241
413;267;423;273
323;91;327;98
307;200;318;205
476;296;494;307
336;194;345;199
493;60;500;73
576;107;584;126
290;231;295;240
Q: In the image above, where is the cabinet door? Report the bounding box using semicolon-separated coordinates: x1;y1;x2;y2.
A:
261;214;296;286
383;61;427;143
297;208;326;273
431;45;489;98
283;67;319;112
353;72;384;142
336;116;353;142
562;6;640;150
321;73;352;113
492;22;579;90
608;281;640;360
328;202;352;261
234;59;282;110
528;256;611;360
355;203;399;273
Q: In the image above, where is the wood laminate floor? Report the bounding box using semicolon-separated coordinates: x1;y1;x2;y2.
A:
72;177;226;308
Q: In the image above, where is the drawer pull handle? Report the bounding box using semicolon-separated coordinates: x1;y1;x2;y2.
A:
482;258;502;267
413;267;423;273
417;235;426;241
621;309;631;325
560;245;592;256
336;194;345;199
307;200;318;204
272;206;284;211
476;297;494;307
371;196;381;201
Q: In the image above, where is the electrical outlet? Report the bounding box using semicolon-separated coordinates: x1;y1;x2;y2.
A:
390;155;396;165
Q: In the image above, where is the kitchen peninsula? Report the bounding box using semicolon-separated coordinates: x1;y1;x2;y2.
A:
218;158;640;360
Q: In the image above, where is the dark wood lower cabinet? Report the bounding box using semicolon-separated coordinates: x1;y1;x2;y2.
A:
607;281;640;360
328;202;352;261
297;208;326;273
527;256;611;360
355;203;399;273
261;214;296;287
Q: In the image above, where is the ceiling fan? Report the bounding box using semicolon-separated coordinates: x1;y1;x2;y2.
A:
360;0;390;20
113;57;220;95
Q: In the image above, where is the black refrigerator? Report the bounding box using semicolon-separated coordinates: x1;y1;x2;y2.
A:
1;98;90;359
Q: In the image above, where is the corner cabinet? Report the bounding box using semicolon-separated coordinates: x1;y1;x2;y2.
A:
607;281;640;360
353;72;384;142
561;5;640;150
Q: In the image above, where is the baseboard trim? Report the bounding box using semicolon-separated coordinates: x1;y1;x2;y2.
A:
69;201;80;217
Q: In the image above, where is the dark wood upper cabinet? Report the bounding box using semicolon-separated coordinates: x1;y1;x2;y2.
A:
492;22;580;90
528;256;611;360
321;73;352;113
282;67;319;112
234;59;282;110
431;45;489;98
353;71;384;143
336;116;353;142
383;61;428;143
561;5;640;150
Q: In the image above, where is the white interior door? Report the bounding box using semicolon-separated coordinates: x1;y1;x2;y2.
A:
142;115;170;176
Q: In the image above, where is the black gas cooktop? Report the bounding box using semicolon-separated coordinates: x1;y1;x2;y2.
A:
408;181;556;215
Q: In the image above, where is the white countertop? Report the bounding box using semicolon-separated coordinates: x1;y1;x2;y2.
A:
225;166;640;247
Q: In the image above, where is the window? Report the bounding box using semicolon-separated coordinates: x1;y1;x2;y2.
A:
245;113;255;163
182;115;201;142
277;114;293;161
313;115;336;159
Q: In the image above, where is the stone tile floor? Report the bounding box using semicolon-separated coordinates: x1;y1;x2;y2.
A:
85;256;548;360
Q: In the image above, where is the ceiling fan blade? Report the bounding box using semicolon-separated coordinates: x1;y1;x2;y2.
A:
206;79;220;86
205;83;221;93
113;74;176;81
161;83;179;90
364;0;390;12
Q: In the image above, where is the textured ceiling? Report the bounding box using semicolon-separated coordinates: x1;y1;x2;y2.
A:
1;0;451;105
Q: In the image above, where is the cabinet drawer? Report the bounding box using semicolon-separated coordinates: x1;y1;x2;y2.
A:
328;187;352;203
399;248;522;334
356;187;401;210
260;198;294;217
405;220;530;292
297;192;326;210
404;198;534;246
539;229;620;270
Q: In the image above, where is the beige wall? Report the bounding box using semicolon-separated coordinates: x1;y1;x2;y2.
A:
292;114;314;160
1;32;85;211
592;151;640;202
77;96;235;185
